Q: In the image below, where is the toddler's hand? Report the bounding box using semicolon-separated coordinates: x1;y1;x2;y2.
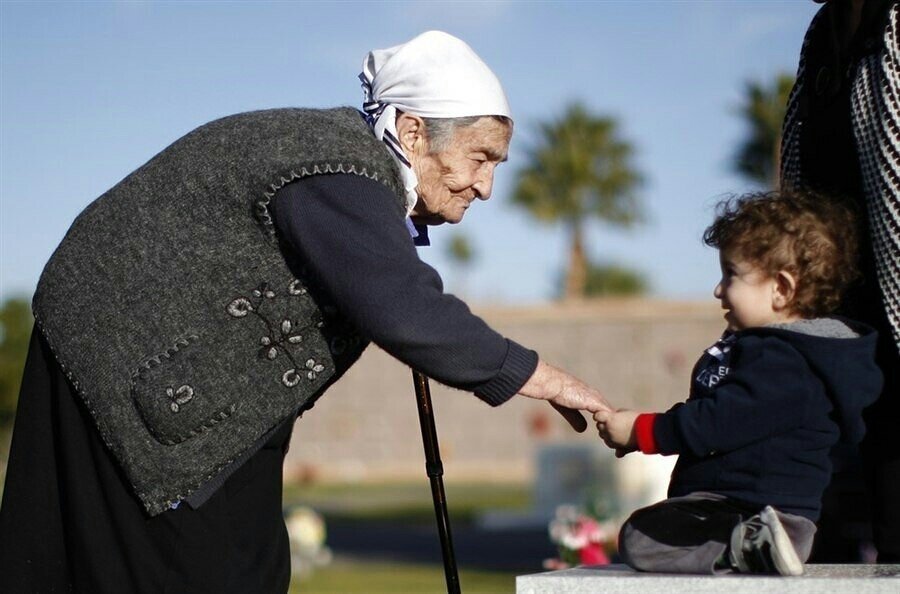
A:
594;409;640;453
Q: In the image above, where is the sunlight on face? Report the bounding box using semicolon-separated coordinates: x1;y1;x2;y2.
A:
713;250;781;331
411;117;512;225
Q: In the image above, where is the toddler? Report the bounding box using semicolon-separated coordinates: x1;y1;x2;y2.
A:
595;191;883;575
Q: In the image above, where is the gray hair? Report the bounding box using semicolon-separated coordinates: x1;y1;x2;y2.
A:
422;115;512;153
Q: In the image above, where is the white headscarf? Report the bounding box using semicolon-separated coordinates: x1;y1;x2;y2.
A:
359;31;512;213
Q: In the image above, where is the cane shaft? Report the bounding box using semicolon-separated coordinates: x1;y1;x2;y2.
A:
413;370;461;594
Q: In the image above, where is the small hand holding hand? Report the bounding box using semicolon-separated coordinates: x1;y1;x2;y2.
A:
594;409;640;457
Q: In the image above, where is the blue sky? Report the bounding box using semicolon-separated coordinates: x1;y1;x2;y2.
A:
0;0;820;304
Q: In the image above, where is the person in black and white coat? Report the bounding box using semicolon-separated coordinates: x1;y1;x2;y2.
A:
780;0;900;563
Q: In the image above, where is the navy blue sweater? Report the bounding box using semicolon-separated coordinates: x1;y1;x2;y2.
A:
656;320;882;520
270;173;538;405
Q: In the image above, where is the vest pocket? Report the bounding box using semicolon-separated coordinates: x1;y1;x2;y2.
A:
129;276;357;446
130;334;239;445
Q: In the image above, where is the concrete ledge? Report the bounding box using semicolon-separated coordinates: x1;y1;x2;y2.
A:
516;564;900;594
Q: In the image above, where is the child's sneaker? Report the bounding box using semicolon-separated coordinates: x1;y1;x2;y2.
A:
729;506;804;576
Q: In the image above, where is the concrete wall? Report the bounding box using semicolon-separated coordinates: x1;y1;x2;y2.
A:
284;299;724;484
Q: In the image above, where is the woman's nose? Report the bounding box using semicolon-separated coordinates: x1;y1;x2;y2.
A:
473;168;495;200
713;282;723;299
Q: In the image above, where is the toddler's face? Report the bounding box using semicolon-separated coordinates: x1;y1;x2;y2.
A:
713;251;782;331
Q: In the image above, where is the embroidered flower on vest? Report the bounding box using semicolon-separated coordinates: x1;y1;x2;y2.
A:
227;280;328;388
165;384;195;413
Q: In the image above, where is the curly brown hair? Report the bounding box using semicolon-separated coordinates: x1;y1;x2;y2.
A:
703;190;859;318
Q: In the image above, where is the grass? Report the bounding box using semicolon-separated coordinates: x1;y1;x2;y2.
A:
284;481;533;592
283;480;531;524
290;560;514;594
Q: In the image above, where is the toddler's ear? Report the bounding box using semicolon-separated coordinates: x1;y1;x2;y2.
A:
773;270;797;311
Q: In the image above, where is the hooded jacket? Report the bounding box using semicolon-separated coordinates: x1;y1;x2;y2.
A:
653;318;882;520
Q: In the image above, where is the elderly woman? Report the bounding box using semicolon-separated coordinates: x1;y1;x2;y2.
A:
0;31;610;593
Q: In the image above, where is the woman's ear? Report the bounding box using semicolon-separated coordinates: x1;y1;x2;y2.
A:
773;270;797;312
395;112;427;156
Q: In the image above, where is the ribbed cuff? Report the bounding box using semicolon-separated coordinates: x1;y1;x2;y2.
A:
473;340;539;406
635;413;659;454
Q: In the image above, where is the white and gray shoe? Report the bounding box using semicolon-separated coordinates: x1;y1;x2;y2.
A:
729;505;804;576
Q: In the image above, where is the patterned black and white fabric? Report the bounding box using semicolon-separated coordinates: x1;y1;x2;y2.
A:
782;3;900;349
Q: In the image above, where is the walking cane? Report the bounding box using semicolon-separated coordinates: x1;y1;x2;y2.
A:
412;369;461;594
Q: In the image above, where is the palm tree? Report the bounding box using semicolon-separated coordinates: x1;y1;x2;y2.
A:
445;232;476;297
447;233;474;267
0;297;32;429
584;262;648;297
511;103;643;300
733;73;795;189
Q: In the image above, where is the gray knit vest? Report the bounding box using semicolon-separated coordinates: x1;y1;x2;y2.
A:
32;107;405;515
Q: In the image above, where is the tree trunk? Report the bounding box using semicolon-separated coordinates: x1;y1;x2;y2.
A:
563;222;587;301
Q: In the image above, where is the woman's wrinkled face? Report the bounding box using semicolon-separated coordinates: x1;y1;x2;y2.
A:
410;117;511;224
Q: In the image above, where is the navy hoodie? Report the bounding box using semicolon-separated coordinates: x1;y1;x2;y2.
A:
655;318;882;520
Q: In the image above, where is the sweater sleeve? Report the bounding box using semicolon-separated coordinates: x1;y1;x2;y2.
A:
652;335;817;457
269;173;538;406
634;413;660;454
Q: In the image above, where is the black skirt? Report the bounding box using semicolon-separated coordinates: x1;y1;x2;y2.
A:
0;329;293;594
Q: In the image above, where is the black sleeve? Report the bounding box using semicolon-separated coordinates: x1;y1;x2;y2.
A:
269;173;538;406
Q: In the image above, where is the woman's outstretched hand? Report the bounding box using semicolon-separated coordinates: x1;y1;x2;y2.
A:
518;360;613;432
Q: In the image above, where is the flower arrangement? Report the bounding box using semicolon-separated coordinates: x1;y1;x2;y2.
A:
544;503;619;569
285;506;332;579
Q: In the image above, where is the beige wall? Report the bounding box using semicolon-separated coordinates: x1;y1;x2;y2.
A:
284;299;725;484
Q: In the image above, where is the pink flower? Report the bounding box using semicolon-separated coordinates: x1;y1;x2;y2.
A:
578;542;610;566
575;517;602;542
548;505;617;567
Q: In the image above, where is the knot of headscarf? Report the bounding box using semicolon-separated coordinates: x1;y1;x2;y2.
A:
359;31;512;214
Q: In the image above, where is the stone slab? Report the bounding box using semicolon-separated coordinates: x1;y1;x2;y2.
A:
516;564;900;594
